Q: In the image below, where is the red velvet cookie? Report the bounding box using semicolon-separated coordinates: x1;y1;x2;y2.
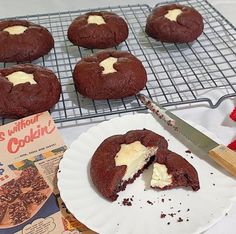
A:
145;4;204;43
90;129;168;201
73;50;147;100
67;11;128;48
0;64;61;118
0;20;54;62
151;149;200;191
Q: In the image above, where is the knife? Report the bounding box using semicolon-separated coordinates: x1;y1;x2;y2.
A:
137;93;236;177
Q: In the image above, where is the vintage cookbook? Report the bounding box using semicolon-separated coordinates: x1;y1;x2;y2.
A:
0;112;94;234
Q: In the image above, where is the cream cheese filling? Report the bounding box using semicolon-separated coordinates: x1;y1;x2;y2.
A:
3;25;28;35
87;15;106;25
99;57;118;75
151;163;172;188
164;9;182;22
6;71;36;86
115;141;158;181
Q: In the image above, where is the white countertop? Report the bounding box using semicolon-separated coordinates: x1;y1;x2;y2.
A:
1;0;235;233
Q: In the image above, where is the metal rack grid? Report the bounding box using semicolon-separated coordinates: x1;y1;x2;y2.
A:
0;0;236;125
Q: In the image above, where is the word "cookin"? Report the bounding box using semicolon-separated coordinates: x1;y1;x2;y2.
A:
7;120;55;154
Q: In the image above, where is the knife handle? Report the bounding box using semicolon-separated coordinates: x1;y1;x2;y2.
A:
209;145;236;176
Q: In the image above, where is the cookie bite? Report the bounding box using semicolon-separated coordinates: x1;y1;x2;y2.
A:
0;64;61;118
90;129;168;201
73;50;147;100
0;20;54;62
151;150;200;191
145;4;204;43
68;11;128;48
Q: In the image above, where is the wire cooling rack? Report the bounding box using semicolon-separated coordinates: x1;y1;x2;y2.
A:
0;0;236;125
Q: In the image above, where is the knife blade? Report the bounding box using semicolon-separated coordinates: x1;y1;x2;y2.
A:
137;93;236;176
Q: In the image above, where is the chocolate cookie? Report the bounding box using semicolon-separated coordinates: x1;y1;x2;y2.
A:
68;11;128;48
0;64;61;118
151;150;200;191
0;19;54;62
73;50;147;100
90;129;168;201
145;4;204;43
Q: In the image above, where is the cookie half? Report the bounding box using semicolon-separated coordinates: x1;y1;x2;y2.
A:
0;64;61;118
151;149;200;191
73;50;147;99
145;4;204;43
0;19;54;62
68;11;128;48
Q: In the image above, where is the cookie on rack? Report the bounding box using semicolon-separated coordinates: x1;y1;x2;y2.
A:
90;129;168;201
72;50;147;99
0;19;54;62
67;11;128;48
145;4;204;43
0;64;61;118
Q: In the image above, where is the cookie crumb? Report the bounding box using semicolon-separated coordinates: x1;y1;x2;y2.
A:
177;217;183;222
167;222;170;225
160;213;166;218
185;150;191;153
147;200;153;205
187;208;190;212
161;198;164;203
122;198;132;206
168;213;176;217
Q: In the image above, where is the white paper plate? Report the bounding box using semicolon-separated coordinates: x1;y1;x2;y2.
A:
58;113;236;234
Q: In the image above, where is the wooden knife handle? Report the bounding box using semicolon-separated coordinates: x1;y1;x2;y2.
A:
209;145;236;176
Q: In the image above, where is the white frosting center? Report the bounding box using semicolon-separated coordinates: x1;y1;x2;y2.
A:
87;15;106;25
151;163;172;188
164;9;182;21
6;71;36;86
3;25;28;35
99;57;118;75
115;141;158;181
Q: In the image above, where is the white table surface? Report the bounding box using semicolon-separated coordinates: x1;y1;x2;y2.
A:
1;0;235;233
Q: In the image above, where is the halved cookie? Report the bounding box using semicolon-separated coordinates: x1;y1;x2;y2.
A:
151;149;200;191
90;129;168;201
